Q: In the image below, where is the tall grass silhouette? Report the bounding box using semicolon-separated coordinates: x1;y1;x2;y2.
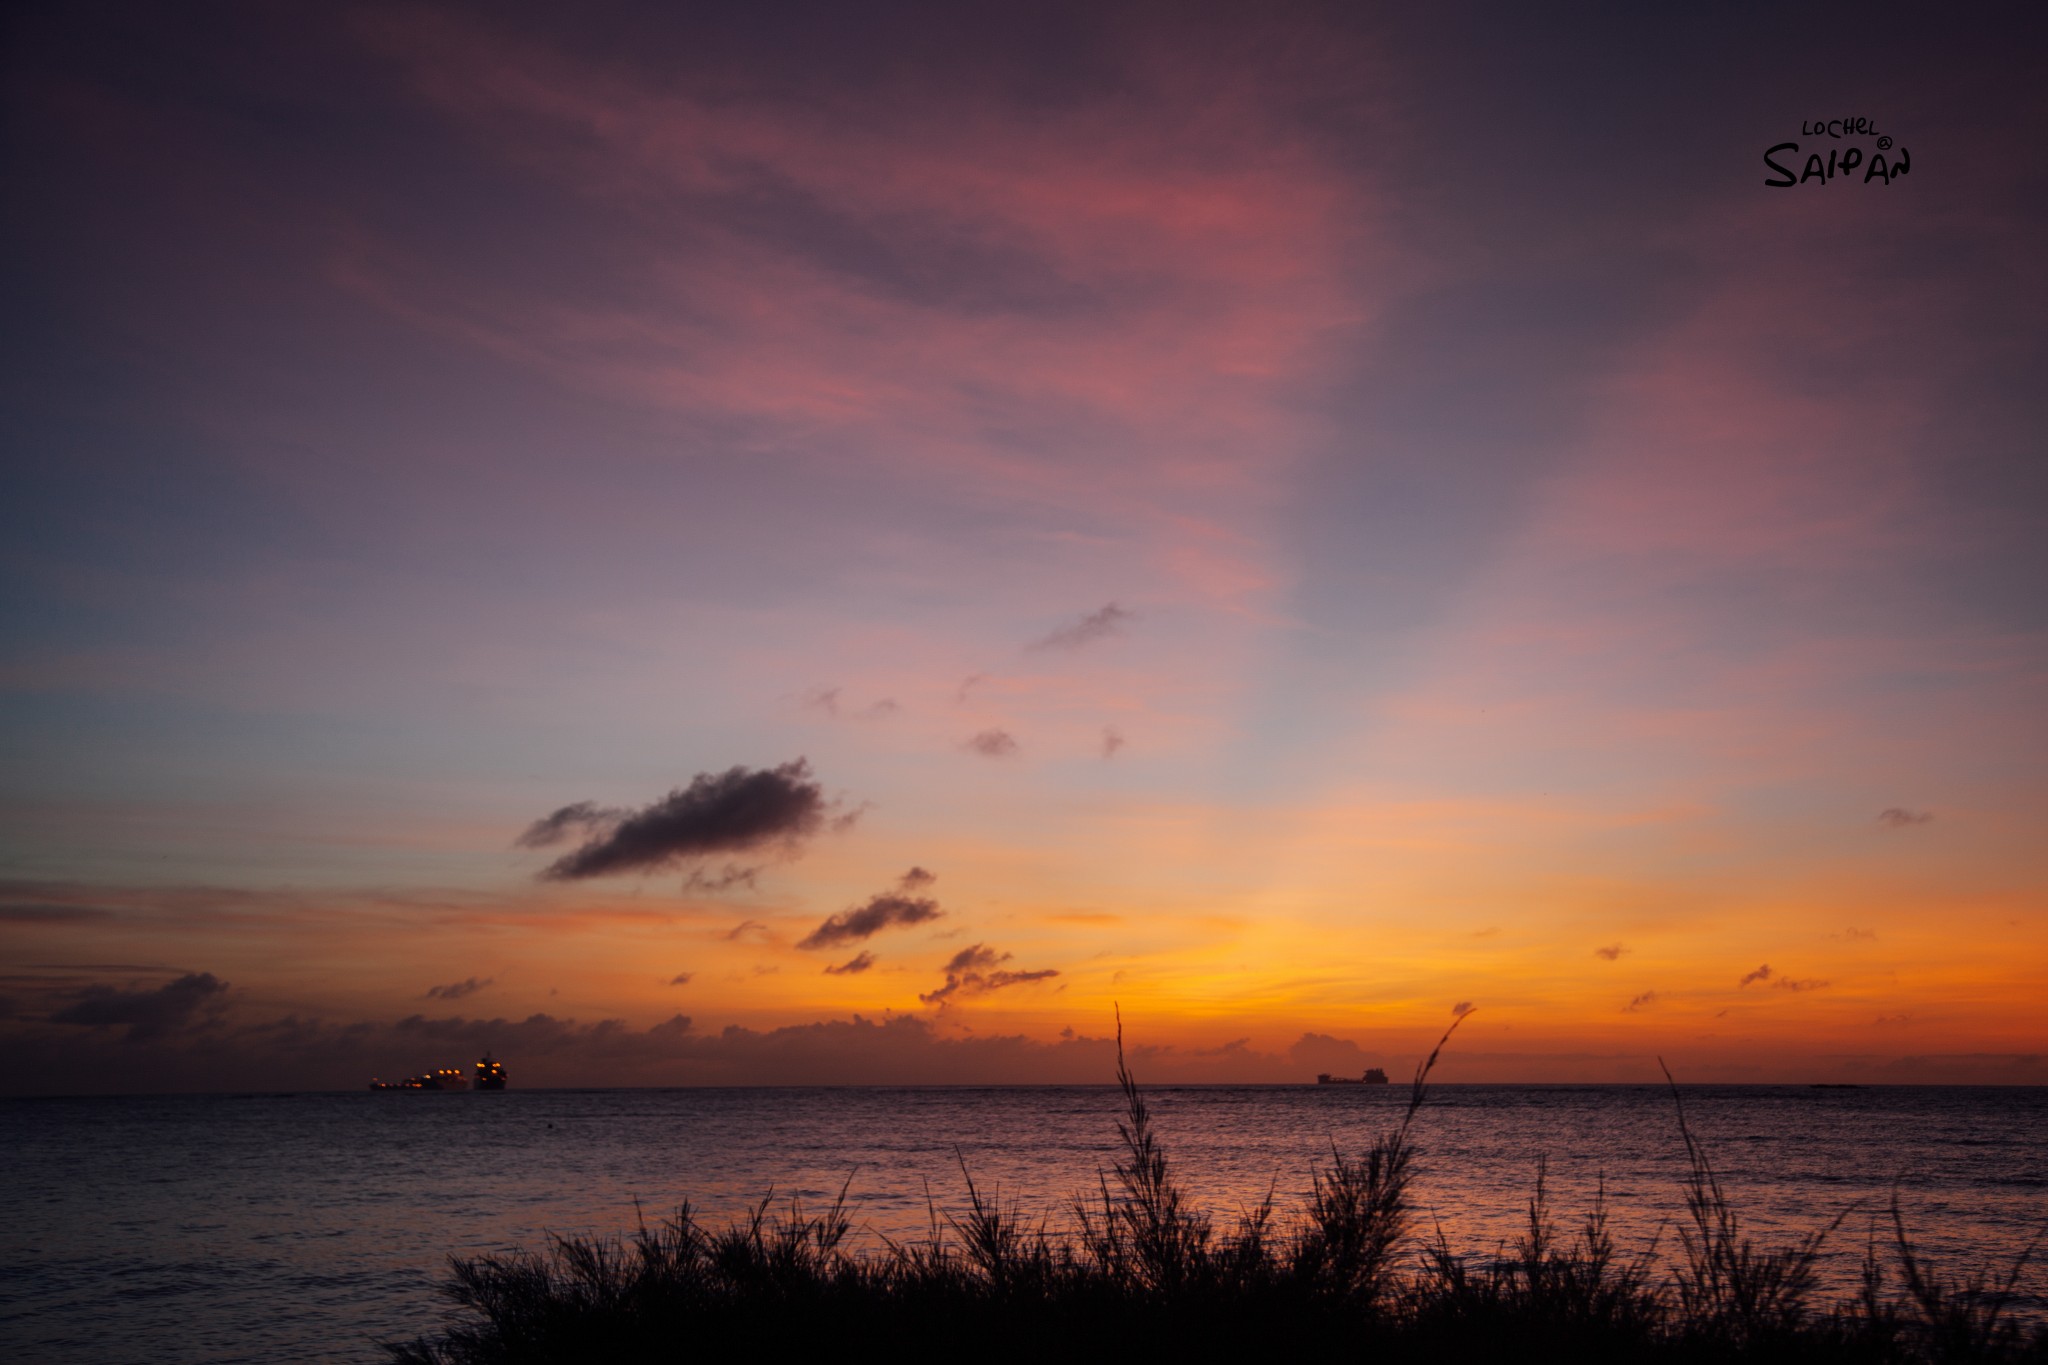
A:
389;1026;2044;1364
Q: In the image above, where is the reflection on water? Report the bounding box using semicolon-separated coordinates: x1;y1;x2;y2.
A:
3;1085;2043;1363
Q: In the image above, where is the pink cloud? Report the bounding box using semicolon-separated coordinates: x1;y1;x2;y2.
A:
342;10;1404;612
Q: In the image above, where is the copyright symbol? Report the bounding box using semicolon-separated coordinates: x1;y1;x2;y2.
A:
1878;136;1893;149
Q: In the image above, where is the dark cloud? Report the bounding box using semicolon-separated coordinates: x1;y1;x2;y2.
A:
514;801;621;850
824;952;874;976
668;973;693;986
1030;603;1132;652
1101;726;1125;759
918;943;1059;1006
725;920;771;943
796;878;943;950
898;866;936;891
425;976;492;1001
942;944;1005;974
964;728;1018;758
1774;976;1830;992
1623;990;1659;1013
530;760;828;881
1877;808;1933;828
1739;964;1773;987
1594;943;1627;961
48;972;227;1042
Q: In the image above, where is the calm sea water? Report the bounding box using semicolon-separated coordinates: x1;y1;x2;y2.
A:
3;1085;2044;1363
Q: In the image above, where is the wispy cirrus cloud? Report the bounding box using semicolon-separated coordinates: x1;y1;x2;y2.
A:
1030;603;1132;652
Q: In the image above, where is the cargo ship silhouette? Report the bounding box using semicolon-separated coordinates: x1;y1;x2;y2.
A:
370;1055;508;1091
1315;1067;1390;1085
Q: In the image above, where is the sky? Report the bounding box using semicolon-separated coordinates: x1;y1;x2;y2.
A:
3;1;2045;1092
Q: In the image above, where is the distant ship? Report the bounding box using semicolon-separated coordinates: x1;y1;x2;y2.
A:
475;1054;507;1091
1316;1068;1392;1085
369;1066;471;1092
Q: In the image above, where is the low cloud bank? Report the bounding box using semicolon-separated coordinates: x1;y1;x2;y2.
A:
47;972;228;1043
5;996;2042;1094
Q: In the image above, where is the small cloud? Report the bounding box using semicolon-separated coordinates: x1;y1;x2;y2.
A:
1101;727;1125;759
425;976;493;1001
668;973;694;987
1876;1012;1912;1026
918;943;1059;1006
1739;964;1773;988
1623;990;1659;1013
898;867;936;890
806;688;898;721
944;944;1006;975
797;880;944;950
1774;976;1830;992
955;674;986;703
524;760;830;881
684;864;760;894
1878;808;1932;828
1471;927;1500;938
1594;943;1628;961
725;920;771;943
824;952;875;976
1029;603;1133;652
1833;927;1878;941
1451;1000;1475;1018
964;729;1019;758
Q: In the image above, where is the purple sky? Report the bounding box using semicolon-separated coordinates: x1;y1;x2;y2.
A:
3;1;2045;1091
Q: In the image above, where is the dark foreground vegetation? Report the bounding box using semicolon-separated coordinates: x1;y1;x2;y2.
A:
390;1027;2044;1364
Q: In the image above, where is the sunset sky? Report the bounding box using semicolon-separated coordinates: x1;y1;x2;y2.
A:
4;1;2044;1092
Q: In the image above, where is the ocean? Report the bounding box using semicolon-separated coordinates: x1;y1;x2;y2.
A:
3;1085;2043;1362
